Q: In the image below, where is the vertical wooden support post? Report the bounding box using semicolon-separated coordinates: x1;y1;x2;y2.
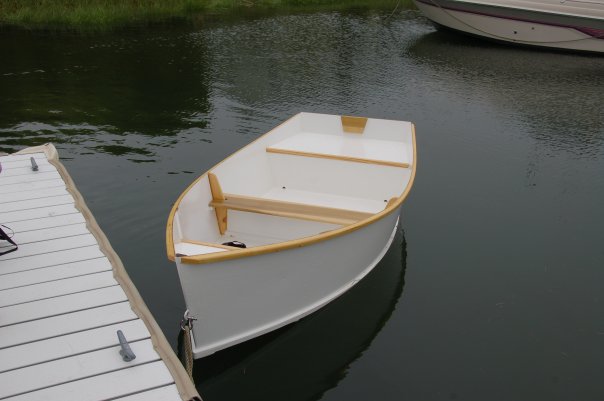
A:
341;115;368;134
385;197;398;209
208;173;228;235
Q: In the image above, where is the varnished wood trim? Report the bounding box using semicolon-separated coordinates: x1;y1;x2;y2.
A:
209;193;372;226
266;147;410;168
181;239;238;250
208;173;227;235
341;115;368;133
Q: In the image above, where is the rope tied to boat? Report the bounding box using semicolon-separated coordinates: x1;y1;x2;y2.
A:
179;310;196;380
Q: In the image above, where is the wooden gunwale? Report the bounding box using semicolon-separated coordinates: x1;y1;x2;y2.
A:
166;116;417;265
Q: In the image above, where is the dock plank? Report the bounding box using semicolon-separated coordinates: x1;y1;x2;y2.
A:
0;152;47;164
0;319;150;373
0;179;67;195
0;302;137;349
0;163;56;177
0;203;80;224
0;160;52;172
5;361;175;401
0;258;112;290
0;246;105;275
1;223;90;246
0;286;128;327
0;271;118;307
3;213;85;233
0;234;99;261
0;186;69;204
115;385;182;400
0;339;160;399
1;194;75;213
0;170;61;186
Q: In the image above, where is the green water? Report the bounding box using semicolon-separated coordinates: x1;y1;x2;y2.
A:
1;9;604;401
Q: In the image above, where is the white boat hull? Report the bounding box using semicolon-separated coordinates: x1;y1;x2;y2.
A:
167;113;416;358
414;0;604;53
177;209;401;358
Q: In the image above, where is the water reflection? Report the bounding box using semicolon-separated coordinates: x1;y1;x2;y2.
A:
0;28;212;157
407;31;604;157
187;230;408;401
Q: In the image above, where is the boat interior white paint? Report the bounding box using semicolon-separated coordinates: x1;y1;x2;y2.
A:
168;112;415;263
167;113;417;358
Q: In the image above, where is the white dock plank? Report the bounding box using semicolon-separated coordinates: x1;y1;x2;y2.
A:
0;319;150;373
0;234;99;261
0;179;67;195
0;157;50;172
0;286;128;327
0;302;137;349
1;223;90;246
0;271;118;307
0;163;56;177
0;258;112;290
1;194;74;213
0;339;160;399
0;170;61;186
0;246;105;275
0;203;79;224
4;213;85;233
0;153;47;164
0;186;68;204
115;385;182;400
5;361;174;401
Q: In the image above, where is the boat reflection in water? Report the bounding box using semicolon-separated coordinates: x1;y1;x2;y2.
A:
182;229;407;401
407;31;604;156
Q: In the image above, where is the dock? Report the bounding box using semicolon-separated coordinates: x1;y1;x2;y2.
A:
0;144;200;401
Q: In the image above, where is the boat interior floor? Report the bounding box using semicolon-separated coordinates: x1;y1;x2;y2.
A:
174;208;345;257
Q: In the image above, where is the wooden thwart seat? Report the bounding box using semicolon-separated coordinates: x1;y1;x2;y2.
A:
210;193;373;226
266;147;410;168
207;173;374;234
265;126;411;168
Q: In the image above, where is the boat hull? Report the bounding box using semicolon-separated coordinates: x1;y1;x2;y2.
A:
176;208;401;358
414;0;604;53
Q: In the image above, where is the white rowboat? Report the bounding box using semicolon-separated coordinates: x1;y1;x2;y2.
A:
166;112;417;358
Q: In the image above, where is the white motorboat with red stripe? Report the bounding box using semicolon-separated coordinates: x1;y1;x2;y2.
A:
414;0;604;53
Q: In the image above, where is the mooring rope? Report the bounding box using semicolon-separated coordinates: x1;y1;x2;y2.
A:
183;323;194;379
179;311;196;381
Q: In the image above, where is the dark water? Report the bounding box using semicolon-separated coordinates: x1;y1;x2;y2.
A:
2;9;604;401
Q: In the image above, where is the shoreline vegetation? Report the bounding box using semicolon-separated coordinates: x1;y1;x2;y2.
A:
0;0;415;30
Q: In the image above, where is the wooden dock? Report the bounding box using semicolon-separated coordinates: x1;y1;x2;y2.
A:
0;144;200;401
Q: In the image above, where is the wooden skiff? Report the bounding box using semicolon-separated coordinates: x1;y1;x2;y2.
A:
166;112;417;358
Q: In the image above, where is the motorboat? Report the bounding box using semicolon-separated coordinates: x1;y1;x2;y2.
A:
166;112;417;358
413;0;604;53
